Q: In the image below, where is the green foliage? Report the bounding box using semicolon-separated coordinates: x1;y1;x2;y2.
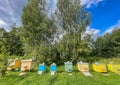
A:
20;0;92;65
21;0;56;64
22;0;55;46
51;0;91;63
0;26;24;56
93;29;120;58
0;54;7;78
80;56;102;63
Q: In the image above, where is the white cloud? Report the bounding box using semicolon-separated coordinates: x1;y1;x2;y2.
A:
104;20;120;34
0;0;28;30
0;19;10;31
0;20;6;26
87;26;100;39
0;0;104;30
0;0;57;30
81;0;104;8
86;26;100;34
82;26;100;39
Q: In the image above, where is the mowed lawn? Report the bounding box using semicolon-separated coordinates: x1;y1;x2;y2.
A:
0;66;120;85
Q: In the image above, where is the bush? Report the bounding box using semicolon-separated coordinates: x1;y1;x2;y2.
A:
80;56;102;63
0;54;7;78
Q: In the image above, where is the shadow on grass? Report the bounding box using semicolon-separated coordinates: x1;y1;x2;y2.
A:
73;70;79;73
57;70;64;73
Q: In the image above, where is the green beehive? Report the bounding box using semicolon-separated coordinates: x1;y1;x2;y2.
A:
64;61;73;72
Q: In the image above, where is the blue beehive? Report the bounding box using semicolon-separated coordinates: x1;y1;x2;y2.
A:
50;63;56;72
38;63;46;71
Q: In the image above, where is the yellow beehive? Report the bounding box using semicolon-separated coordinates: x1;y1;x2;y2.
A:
107;63;120;74
21;59;34;71
77;62;89;72
7;59;20;70
92;63;107;72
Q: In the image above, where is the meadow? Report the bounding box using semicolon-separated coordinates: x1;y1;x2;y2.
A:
0;65;120;85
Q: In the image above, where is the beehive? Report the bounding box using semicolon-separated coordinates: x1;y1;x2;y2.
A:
64;61;73;72
38;63;46;71
50;63;57;72
77;62;89;72
107;63;120;74
14;59;20;69
92;63;107;72
7;58;20;71
21;59;34;71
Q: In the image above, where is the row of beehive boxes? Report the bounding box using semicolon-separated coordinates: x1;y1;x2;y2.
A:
7;59;57;72
7;59;120;73
31;61;120;73
66;61;120;73
7;59;34;71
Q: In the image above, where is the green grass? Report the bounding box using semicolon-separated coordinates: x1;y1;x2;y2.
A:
0;66;120;85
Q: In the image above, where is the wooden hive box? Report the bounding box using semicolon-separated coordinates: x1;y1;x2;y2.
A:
7;59;20;71
64;61;73;72
21;59;34;71
77;62;89;72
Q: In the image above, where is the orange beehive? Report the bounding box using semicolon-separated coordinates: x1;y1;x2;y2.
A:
7;58;20;71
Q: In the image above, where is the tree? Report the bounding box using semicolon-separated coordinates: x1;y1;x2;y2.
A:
0;28;7;78
53;0;91;62
93;28;120;58
0;28;6;53
21;0;92;64
0;26;24;56
21;0;56;63
9;25;24;56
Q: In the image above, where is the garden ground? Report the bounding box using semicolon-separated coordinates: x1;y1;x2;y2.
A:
0;65;120;85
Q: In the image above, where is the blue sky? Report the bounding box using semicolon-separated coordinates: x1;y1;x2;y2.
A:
0;0;120;36
85;0;120;35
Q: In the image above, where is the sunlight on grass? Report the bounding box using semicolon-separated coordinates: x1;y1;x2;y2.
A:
0;65;120;85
